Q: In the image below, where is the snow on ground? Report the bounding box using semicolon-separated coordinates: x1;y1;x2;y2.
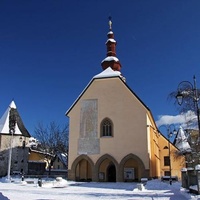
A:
0;177;199;200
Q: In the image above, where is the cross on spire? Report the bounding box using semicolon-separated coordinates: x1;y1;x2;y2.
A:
108;16;112;30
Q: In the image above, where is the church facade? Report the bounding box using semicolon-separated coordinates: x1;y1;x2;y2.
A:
66;19;184;182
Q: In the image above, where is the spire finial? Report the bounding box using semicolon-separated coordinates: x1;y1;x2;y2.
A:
108;16;112;30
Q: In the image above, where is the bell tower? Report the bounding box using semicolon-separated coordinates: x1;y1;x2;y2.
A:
101;17;122;72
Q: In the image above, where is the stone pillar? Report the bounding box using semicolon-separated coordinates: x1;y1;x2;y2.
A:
118;170;123;182
181;168;188;189
187;167;195;188
195;165;200;195
92;167;98;182
67;170;75;181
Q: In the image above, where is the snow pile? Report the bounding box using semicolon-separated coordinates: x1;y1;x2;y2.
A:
42;177;68;188
195;164;200;171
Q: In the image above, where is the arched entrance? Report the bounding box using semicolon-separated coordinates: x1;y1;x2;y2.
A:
119;154;146;182
107;164;116;182
70;155;95;181
95;154;118;182
75;159;92;181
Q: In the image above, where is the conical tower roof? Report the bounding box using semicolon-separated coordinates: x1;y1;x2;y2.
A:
0;100;31;137
174;126;191;153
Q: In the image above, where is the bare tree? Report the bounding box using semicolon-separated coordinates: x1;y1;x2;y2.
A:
33;121;69;175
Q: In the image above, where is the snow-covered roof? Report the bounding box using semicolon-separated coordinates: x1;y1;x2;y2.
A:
174;126;191;153
107;31;113;35
0;100;31;137
0;101;21;134
101;56;119;63
93;67;121;79
106;38;116;44
10;101;16;109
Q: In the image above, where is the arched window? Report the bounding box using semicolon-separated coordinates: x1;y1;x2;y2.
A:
101;118;113;137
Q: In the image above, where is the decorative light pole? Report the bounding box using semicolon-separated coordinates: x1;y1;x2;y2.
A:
176;75;200;141
7;108;16;181
175;76;200;192
19;136;26;181
159;124;177;185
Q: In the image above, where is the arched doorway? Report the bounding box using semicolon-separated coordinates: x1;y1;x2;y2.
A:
95;154;118;182
70;155;95;181
75;159;92;181
119;154;146;182
107;164;116;182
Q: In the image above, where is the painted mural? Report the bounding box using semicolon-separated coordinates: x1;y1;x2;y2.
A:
78;99;100;154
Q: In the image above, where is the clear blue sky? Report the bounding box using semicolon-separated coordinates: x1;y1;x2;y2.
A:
0;0;200;135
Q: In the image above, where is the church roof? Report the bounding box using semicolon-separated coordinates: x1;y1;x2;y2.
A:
0;101;31;137
93;67;121;78
65;67;149;116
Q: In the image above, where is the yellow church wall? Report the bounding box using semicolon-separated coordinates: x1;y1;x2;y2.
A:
68;77;151;171
67;76;184;181
149;126;161;178
145;112;184;180
158;135;185;179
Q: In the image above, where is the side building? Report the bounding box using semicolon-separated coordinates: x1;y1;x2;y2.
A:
0;101;31;176
65;19;185;182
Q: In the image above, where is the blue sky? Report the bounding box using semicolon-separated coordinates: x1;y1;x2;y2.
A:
0;0;200;135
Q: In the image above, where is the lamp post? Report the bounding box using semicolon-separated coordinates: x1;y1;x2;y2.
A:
19;136;26;181
176;75;200;142
7;108;16;181
159;124;177;185
175;76;200;192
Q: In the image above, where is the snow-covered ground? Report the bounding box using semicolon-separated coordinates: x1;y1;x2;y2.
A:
0;177;199;200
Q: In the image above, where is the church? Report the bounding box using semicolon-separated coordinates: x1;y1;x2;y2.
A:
65;18;184;182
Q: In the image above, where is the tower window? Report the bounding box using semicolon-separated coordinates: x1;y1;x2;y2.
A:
101;118;113;137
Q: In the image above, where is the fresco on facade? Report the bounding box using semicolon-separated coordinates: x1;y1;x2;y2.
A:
78;99;100;154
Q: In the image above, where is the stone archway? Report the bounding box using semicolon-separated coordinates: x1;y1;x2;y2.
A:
70;155;95;181
119;154;146;182
95;154;119;182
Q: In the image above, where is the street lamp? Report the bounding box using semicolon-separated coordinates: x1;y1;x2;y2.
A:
19;136;26;181
176;75;200;141
175;76;200;193
159;124;177;185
